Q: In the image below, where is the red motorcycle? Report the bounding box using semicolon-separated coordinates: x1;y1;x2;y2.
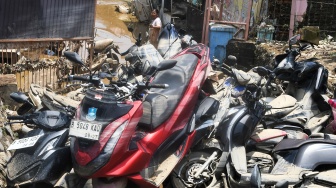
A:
67;44;220;188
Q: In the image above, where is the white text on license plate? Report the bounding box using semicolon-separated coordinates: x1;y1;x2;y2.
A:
8;135;42;150
69;120;102;140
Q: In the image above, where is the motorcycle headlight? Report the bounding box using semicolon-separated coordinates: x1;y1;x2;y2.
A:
72;120;128;177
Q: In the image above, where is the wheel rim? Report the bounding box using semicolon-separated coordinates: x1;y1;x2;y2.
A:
176;158;217;188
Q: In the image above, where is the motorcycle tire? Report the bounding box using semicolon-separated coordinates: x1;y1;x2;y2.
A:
170;151;222;188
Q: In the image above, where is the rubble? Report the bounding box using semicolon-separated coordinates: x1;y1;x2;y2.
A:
0;98;16;188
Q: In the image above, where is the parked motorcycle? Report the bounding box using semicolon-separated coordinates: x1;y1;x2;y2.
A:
5;110;85;188
211;55;284;127
216;35;331;137
260;34;331;135
215;65;336;187
157;23;195;59
67;44;221;188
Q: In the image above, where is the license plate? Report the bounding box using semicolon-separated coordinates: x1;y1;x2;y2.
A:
8;135;42;150
69;120;102;140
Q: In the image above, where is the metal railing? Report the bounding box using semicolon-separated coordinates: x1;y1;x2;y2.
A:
0;40;92;92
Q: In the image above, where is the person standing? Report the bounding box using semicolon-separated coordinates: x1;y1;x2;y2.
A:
149;8;162;48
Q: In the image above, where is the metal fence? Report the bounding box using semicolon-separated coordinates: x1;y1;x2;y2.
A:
0;40;92;92
0;0;96;93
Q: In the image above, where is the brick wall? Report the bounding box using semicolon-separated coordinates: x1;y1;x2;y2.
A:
301;0;336;38
268;0;336;41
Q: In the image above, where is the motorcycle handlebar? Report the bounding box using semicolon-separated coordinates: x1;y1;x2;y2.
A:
7;115;26;120
221;67;233;77
265;72;276;90
68;75;91;82
148;84;169;88
299;43;309;51
68;75;101;87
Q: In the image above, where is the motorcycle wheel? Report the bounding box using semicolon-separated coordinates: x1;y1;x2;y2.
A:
170;151;222;188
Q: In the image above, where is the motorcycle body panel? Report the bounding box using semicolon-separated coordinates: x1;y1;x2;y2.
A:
72;101;142;177
273;138;336;169
223;77;246;98
7;128;71;186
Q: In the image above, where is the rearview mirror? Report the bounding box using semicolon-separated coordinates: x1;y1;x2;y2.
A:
136;33;142;46
226;55;237;66
64;51;85;67
127;26;134;33
289;34;301;46
10;92;29;104
250;164;261;188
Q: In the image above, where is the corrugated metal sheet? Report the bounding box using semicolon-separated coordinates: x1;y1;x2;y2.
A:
0;0;96;41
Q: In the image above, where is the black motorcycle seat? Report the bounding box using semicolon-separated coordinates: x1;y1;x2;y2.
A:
273;138;336;153
139;53;198;131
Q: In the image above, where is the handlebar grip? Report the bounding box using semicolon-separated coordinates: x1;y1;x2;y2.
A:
265;73;276;90
222;63;231;71
120;51;129;56
299;44;309;51
7;115;25;120
148;84;169;88
68;75;90;82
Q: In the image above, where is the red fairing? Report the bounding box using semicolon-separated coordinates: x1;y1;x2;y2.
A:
74;101;143;166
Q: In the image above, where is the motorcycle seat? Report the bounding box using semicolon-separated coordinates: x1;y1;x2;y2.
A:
139;53;198;130
89;39;114;53
231;68;251;85
273;138;336;153
267;94;297;109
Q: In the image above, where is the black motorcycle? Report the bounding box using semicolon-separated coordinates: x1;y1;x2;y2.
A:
216;66;336;187
5;110;85;188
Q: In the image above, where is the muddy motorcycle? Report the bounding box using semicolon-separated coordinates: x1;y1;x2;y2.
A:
126;22;193;65
214;66;336;187
214;55;284;98
259;34;331;135
211;55;284;126
5;110;85;188
67;44;222;188
115;28;209;90
84;38;120;72
157;23;195;59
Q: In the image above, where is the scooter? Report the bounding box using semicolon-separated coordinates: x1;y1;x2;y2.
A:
157;23;195;59
5;110;84;188
216;66;336;187
260;34;331;135
68;43;220;188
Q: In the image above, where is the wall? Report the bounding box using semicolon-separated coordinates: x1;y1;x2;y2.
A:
301;0;336;38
